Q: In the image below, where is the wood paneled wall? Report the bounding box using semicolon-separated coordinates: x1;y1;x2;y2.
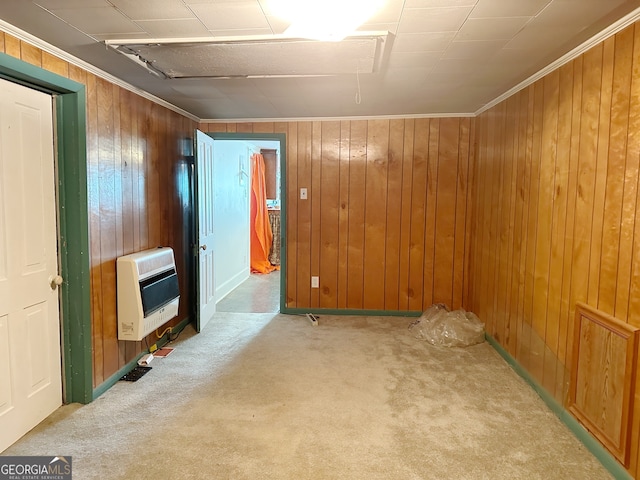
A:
470;21;640;476
201;119;475;312
0;32;198;389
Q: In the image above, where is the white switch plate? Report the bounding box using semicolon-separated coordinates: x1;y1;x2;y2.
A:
311;276;319;288
300;188;307;199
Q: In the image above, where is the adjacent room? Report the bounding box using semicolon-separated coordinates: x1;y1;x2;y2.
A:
1;0;640;478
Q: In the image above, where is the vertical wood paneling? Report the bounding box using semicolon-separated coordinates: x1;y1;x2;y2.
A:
616;24;640;325
385;119;404;310
347;121;367;308
4;34;20;58
601;28;633;315
286;123;298;307
407;119;428;310
310;122;322;308
296;122;312;307
86;73;103;388
536;70;559;394
452;119;469;311
41;51;68;77
319;121;340;308
97;77;118;379
202;118;474;314
423;119;439;309
363;119;388;309
433;117;458;308
337;121;350;308
20;41;41;67
398;119;415;311
588;37;615;307
471;20;640;478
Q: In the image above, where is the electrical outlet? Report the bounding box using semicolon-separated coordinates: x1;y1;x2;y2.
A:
300;188;307;200
311;276;319;288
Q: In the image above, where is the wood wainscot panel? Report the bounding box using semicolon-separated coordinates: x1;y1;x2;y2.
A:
569;302;639;466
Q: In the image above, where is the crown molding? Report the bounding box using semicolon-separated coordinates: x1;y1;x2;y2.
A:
201;112;475;123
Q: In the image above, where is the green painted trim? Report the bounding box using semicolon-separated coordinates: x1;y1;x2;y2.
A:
92;354;145;400
0;52;93;404
56;91;92;404
0;52;81;94
485;334;632;480
92;316;192;400
281;307;422;317
203;132;287;313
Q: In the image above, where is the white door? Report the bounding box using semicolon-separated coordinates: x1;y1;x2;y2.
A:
0;78;62;452
195;130;216;331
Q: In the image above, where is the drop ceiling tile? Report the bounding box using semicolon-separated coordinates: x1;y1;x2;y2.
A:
35;0;109;8
109;0;194;20
455;16;531;41
253;77;304;96
265;15;290;34
383;67;435;88
256;0;279;16
49;6;144;35
91;32;153;41
425;58;480;83
209;28;274;37
398;7;474;34
358;23;398;34
386;50;441;68
470;0;551;18
184;0;258;3
366;0;404;24
189;2;270;30
534;0;625;28
404;0;477;6
443;39;508;59
170;82;228;99
392;32;456;52
504;24;577;50
135;19;211;37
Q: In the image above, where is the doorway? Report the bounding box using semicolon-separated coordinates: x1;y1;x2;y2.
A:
0;77;62;452
0;52;92;406
198;132;285;315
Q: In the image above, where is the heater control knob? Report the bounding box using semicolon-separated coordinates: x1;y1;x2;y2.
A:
49;275;63;290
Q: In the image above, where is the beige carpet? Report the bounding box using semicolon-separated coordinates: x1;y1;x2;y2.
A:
3;313;611;479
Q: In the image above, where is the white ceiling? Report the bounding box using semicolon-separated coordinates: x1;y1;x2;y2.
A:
0;0;639;120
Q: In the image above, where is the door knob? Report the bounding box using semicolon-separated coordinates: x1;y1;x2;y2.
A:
200;245;207;251
49;275;63;290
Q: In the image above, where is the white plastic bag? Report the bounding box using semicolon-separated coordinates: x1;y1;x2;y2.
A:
409;304;485;347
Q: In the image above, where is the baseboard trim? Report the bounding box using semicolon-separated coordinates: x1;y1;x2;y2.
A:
281;307;422;317
485;333;632;480
216;268;250;303
92;316;192;401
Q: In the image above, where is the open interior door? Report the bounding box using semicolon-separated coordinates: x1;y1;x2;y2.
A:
194;130;216;332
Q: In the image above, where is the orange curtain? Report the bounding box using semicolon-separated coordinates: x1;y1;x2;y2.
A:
250;153;277;273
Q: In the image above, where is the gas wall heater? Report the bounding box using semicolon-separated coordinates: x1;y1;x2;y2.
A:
117;247;180;341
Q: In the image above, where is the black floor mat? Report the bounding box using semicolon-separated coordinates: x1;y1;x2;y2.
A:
120;365;152;382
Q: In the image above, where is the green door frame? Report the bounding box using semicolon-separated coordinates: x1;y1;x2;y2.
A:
0;52;92;404
204;132;287;314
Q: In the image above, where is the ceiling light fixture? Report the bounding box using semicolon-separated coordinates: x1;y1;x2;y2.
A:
268;0;385;42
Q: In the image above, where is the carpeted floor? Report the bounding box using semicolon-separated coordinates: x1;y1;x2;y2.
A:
3;313;611;479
